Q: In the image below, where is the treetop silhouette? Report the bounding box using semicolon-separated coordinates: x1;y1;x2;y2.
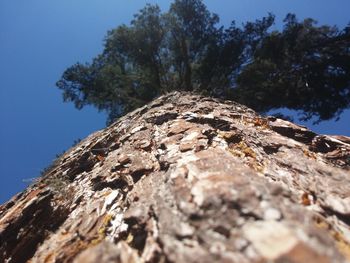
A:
56;0;350;124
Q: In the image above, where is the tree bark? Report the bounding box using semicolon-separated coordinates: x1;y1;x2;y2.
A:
0;92;349;263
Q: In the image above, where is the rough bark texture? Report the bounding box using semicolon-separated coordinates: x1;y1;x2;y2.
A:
1;92;349;263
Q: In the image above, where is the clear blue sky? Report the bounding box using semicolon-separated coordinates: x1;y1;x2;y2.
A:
1;0;349;203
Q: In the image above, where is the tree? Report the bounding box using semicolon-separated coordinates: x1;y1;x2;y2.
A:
56;1;350;124
2;92;350;262
235;14;350;122
57;4;167;123
164;0;220;91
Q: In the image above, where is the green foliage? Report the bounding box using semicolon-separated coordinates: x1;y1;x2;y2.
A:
57;1;350;124
235;15;350;122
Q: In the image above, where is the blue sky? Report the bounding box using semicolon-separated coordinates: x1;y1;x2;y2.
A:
0;0;349;203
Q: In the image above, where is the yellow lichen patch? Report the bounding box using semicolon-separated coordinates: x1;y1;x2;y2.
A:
99;213;114;235
218;131;242;143
239;116;270;129
228;141;256;159
228;147;245;158
314;216;350;261
303;149;317;160
126;232;134;244
237;141;257;159
91;214;114;245
334;232;350;261
90;238;102;246
228;141;264;172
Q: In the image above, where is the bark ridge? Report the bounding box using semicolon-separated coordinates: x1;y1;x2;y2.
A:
1;92;350;263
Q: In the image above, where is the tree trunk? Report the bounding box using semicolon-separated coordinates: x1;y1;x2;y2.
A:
0;92;349;263
181;38;193;91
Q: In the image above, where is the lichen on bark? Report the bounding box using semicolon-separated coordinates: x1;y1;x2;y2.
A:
0;92;349;263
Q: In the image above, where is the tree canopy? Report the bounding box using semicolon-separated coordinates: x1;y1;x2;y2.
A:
57;0;350;124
